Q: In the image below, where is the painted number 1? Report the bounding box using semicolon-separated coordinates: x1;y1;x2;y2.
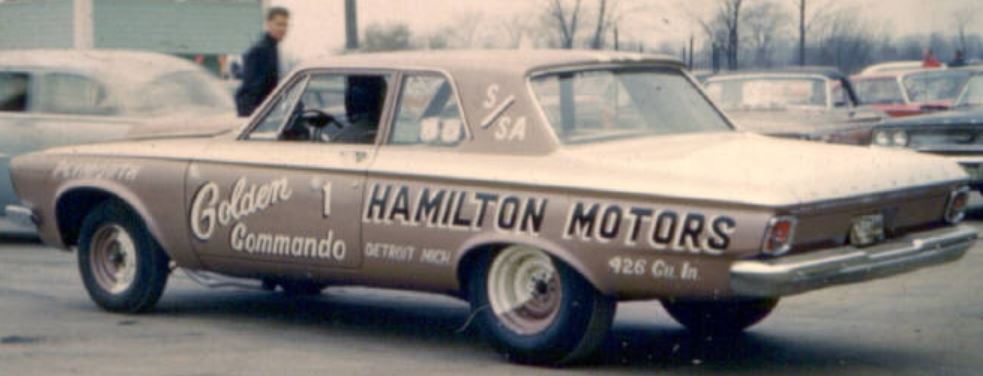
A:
322;183;332;218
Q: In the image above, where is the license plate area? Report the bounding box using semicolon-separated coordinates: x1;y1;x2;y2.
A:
850;214;885;247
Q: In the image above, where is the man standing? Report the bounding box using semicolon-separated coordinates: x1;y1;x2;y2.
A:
950;50;967;68
236;7;289;117
922;48;942;68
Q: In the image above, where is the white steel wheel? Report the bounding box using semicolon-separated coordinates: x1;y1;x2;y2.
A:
77;199;171;313
469;245;616;366
487;245;563;335
88;224;139;294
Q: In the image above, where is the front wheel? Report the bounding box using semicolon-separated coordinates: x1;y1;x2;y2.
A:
661;297;778;335
77;200;170;313
468;245;616;366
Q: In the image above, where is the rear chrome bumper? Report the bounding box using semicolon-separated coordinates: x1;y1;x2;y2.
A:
731;225;977;297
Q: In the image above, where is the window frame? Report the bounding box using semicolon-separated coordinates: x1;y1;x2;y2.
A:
384;69;473;148
238;68;400;147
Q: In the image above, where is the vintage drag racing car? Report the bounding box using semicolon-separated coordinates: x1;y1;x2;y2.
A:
6;50;978;365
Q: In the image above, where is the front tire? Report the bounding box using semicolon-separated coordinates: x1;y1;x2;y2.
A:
661;297;778;335
77;200;170;313
468;245;616;366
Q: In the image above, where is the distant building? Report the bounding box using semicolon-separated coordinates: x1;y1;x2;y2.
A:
0;0;269;75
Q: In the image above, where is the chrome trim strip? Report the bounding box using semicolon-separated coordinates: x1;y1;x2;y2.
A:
731;225;977;297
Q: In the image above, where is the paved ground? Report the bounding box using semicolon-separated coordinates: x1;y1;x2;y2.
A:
2;222;983;375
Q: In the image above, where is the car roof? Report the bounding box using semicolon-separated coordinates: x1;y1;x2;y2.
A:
706;66;847;81
0;49;201;82
294;49;684;76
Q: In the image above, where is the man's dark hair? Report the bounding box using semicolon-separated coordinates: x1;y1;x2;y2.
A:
267;6;289;21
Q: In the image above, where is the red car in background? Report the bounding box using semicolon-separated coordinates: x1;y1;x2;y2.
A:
852;68;974;118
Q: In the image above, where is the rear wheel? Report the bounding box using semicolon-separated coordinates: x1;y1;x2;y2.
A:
77;200;170;313
661;297;778;335
468;245;615;366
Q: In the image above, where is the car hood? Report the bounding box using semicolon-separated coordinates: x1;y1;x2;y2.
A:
553;132;966;206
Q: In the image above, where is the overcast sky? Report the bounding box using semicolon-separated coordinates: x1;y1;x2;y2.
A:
271;0;983;59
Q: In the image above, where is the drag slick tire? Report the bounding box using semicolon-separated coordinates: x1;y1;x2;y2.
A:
77;200;170;313
661;297;778;335
468;245;616;366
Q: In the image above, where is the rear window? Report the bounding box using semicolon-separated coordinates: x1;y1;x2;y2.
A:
531;68;731;144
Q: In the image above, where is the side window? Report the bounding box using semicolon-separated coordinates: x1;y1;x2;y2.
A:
249;73;390;145
0;72;31;113
39;73;114;115
246;75;309;140
390;74;466;146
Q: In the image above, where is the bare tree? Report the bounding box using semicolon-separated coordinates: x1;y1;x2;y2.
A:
696;0;743;70
743;1;789;67
590;0;609;49
501;14;532;49
363;23;413;52
545;0;583;49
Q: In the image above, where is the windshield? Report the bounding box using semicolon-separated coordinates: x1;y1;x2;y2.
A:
530;68;731;144
903;71;972;103
854;78;906;104
126;70;235;116
705;76;829;111
955;75;983;108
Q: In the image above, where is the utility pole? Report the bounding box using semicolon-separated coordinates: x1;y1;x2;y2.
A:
345;0;358;50
798;0;806;66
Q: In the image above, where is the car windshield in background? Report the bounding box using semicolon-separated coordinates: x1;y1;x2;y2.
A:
955;75;983;108
704;76;828;111
903;71;972;102
531;68;732;144
854;78;906;104
128;70;235;115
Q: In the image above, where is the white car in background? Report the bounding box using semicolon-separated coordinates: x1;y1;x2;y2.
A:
0;49;237;235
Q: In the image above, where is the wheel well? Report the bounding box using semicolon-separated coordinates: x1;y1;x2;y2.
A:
55;188;117;247
455;243;506;298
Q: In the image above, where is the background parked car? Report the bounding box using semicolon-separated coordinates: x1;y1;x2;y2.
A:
871;71;983;192
0;49;237;235
859;61;943;75
852;68;974;118
703;68;884;144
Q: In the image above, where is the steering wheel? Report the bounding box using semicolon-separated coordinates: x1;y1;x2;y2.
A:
299;109;345;142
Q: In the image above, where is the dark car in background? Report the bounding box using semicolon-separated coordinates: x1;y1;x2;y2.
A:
704;68;884;144
872;71;983;191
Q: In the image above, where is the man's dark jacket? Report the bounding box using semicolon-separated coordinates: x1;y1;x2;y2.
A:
235;33;279;116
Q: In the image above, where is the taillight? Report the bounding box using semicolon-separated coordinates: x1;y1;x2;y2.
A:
762;216;797;256
945;187;970;224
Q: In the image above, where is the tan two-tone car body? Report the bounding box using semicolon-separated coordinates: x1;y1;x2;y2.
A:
6;50;978;365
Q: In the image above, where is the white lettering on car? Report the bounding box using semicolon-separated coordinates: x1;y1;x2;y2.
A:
609;256;700;281
52;160;141;181
190;177;292;241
